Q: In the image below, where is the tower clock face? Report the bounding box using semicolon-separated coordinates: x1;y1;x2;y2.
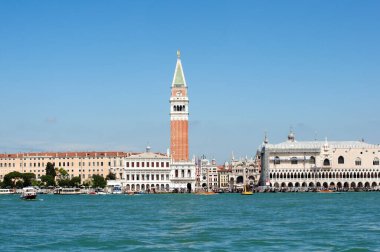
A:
176;91;182;96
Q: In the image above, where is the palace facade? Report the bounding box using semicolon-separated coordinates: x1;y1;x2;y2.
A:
196;158;219;191
0;152;131;182
110;147;172;192
259;131;380;189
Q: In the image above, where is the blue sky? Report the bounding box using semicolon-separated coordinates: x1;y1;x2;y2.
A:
0;0;379;162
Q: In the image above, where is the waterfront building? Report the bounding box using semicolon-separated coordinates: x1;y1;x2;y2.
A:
110;147;171;192
196;158;219;190
217;164;230;190
228;156;260;190
169;50;196;191
259;131;380;189
0;152;131;182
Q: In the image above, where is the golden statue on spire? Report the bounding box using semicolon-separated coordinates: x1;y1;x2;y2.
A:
177;49;181;59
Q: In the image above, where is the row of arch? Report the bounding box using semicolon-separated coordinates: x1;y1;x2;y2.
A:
270;171;380;180
125;184;170;192
274;156;380;166
272;181;378;188
173;105;186;112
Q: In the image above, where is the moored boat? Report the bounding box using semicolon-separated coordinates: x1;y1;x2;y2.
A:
54;187;81;195
241;184;254;195
20;187;37;200
195;191;217;195
112;185;122;194
0;189;14;195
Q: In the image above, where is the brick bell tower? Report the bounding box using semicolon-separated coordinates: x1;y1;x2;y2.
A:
170;50;189;162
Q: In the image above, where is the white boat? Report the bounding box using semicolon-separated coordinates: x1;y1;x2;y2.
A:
96;189;107;195
0;189;14;195
54;187;81;195
20;187;37;200
112;185;122;194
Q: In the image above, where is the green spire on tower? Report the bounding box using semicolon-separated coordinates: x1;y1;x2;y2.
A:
172;49;187;87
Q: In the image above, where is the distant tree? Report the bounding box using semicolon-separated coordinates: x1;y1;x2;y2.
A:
32;180;43;187
45;162;56;177
106;172;116;180
15;180;24;188
3;171;23;188
22;173;36;187
57;178;70;187
69;176;81;187
82;180;91;188
3;172;36;188
92;175;106;188
41;175;56;187
58;168;68;179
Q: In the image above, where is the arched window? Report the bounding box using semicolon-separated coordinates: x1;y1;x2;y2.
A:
274;156;280;165
173;106;177;111
355;158;361;166
338;156;344;164
291;157;298;165
183;105;185;111
323;159;330;166
373;157;379;166
310;156;315;165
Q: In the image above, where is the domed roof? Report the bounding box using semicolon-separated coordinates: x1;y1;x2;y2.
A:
288;130;295;142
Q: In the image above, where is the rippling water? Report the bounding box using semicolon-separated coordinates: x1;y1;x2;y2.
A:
1;192;380;251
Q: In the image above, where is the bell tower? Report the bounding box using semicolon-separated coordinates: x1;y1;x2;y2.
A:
170;50;189;162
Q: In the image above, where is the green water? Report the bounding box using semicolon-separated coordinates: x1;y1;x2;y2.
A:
1;193;379;251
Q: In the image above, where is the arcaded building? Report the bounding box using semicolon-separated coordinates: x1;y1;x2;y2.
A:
259;131;380;189
110;147;172;192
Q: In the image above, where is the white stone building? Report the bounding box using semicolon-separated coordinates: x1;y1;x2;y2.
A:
196;158;218;190
109;147;196;192
229;157;260;189
110;147;171;192
259;131;380;189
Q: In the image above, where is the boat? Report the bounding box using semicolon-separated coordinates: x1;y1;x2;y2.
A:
0;189;14;195
195;191;217;195
241;172;254;195
20;187;37;200
317;189;335;193
95;189;107;195
54;187;81;195
112;185;122;194
241;184;253;195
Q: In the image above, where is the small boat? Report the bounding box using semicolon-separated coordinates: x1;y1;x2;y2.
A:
0;189;14;195
241;184;253;195
112;185;122;194
195;191;217;195
95;189;107;195
20;187;37;200
54;187;81;195
317;189;334;193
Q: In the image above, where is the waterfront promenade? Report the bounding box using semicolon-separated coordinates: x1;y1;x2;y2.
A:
1;192;380;251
